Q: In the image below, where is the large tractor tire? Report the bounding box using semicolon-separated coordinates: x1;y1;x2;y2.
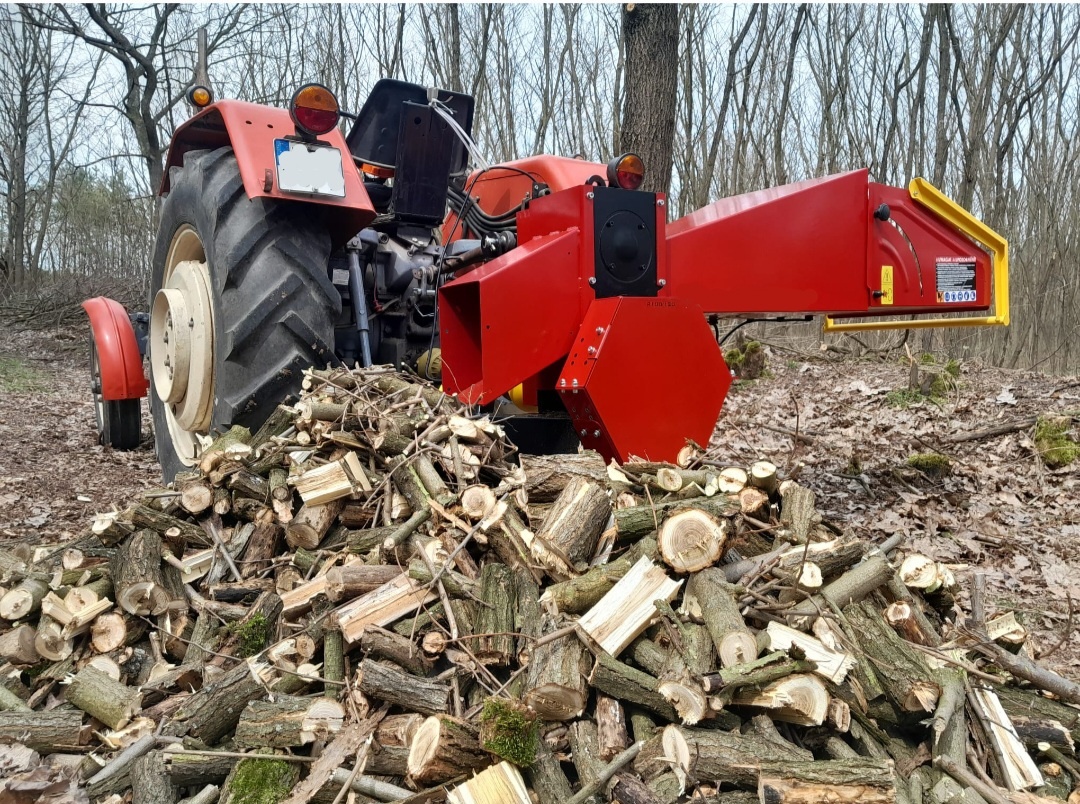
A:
149;147;340;481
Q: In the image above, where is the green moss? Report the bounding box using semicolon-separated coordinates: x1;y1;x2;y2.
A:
226;758;298;804
479;698;539;766
0;356;46;393
230;613;271;658
919;352;936;365
944;359;961;377
907;453;952;478
885;388;924;408
724;348;744;367
1034;416;1080;468
744;340;762;353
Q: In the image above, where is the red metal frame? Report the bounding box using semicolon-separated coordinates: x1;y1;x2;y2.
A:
82;297;149;401
439;169;996;463
161;100;376;248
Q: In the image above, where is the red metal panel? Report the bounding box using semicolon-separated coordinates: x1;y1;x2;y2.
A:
666;170;871;315
864;183;992;313
557;297;731;464
160;100;375;247
439;228;584;405
82;297;149;401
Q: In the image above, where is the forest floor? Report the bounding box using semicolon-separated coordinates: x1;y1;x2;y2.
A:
1;322;1078;678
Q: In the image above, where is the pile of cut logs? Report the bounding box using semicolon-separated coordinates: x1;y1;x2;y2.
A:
1;365;1079;804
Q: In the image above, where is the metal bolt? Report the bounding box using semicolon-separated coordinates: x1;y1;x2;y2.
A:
572;378;579;387
588;277;597;286
657;199;666;207
593;429;601;438
189;318;195;328
658;279;667;287
586;192;595;200
560;378;567;387
587;346;596;355
595;327;604;335
580;429;588;437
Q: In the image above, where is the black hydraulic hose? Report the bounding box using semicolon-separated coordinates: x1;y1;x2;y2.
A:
347;250;373;368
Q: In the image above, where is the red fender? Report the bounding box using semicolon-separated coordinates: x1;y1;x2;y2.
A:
82;297;149;401
160;100;376;249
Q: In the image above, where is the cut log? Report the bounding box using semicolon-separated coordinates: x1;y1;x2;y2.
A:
731;673;830;726
523;629;592;720
749;460;778;494
635;724;811;788
475;562;517;665
614;496;736;540
702;650;816;695
164;658;277;745
447;760;531;804
531;476;610;578
333;574;438;643
461;484;497;520
784;554;892;628
285;499;345;550
899;553;955;593
65;665;143;729
218;755;299;804
34;613;73;661
520;452;607;502
779;482;816;542
408;714;490;786
359;625;433;676
590;652;679;722
597;695;630;760
234;694;345;747
356;658;449;715
0;623;40;664
738;487;770;517
0;707;84;752
179;482;214;515
0;576;49;620
658;510;730;573
131;750;178;804
111;529;177;616
717;467;748;494
578;556;682;658
844;601;941;714
758;758;897;803
685;568;758;667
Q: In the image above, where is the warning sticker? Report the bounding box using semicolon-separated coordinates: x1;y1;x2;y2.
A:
879;265;894;305
936;257;976;304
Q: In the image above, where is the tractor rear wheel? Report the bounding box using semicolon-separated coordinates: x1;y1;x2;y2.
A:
149;147;340;481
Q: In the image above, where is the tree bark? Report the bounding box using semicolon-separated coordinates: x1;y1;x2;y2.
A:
619;3;680;196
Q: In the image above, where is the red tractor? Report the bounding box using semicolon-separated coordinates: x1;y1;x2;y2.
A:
85;52;1009;482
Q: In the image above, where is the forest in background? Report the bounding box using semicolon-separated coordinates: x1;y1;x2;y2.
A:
1;4;1078;372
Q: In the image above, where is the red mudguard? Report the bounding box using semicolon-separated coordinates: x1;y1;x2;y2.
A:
82;297;149;401
160;100;376;248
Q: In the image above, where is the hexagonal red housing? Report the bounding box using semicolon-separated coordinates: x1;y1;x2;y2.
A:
557;297;732;463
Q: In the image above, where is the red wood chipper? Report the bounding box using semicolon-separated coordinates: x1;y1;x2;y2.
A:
84;44;1009;481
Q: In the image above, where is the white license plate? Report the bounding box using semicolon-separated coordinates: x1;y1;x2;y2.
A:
274;139;346;198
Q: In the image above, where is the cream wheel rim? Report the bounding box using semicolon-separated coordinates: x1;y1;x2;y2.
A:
152;225;215;466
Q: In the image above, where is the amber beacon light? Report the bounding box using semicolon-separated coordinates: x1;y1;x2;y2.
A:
607;153;645;190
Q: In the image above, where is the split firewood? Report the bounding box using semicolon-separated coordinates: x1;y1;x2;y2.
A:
408;714;490;785
447;760;531;804
578;556;682;657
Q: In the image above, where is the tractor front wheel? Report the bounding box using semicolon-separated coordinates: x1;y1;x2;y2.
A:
148;147;340;481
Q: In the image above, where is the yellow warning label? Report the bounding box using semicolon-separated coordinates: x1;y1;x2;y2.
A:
880;265;894;305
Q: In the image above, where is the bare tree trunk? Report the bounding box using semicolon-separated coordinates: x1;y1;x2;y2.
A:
619;3;680;196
